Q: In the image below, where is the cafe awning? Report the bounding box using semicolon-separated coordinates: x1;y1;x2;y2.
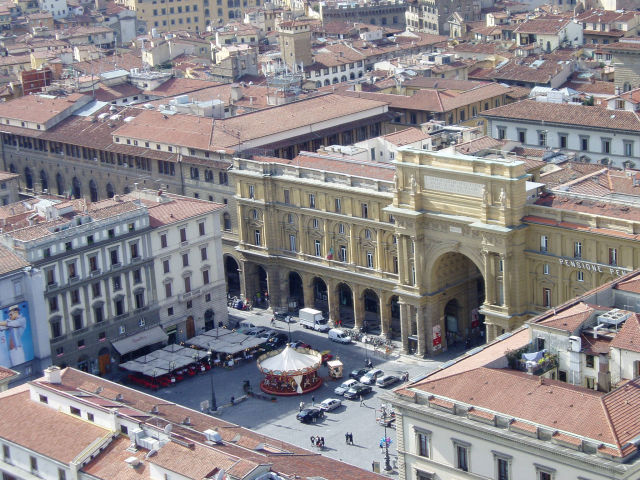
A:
112;326;168;355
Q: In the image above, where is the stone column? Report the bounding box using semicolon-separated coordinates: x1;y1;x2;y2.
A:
349;224;358;268
412;236;422;288
303;275;314;310
237;205;247;245
327;281;339;327
500;253;508;307
400;302;410;354
482;250;496;305
399;235;410;285
238;260;250;301
353;286;364;330
266;266;283;310
323;221;331;261
416;305;426;357
379;293;390;338
376;229;384;271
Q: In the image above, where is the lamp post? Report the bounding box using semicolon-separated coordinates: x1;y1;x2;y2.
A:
382;406;392;472
210;374;217;412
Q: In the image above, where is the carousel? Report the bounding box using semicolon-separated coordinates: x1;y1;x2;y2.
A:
256;344;323;396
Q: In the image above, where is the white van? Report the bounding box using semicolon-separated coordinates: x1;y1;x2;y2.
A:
328;328;351;344
239;320;256;330
299;308;330;332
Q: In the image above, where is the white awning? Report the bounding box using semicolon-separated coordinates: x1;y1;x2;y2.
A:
112;326;168;355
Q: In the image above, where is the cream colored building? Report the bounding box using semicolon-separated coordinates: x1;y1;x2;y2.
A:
230;147;640;357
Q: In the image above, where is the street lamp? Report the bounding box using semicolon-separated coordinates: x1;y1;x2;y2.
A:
381;406;392;471
210;374;217;412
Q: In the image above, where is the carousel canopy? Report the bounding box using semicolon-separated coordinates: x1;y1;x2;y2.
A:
257;345;321;376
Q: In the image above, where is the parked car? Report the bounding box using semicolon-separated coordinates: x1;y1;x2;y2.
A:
266;333;288;348
349;368;370;380
344;383;373;400
334;379;359;396
319;398;342;411
376;374;400;388
296;407;325;423
360;369;384;385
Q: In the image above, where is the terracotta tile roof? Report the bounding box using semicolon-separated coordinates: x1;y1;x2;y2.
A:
402;77;492;91
116;94;388;151
610;314;640;353
0;243;28;275
0;366;17;382
93;83;143;102
615;276;640;294
454;135;503;155
0;171;19;182
0;386;110;463
483;99;640;132
143;78;223;97
341;82;508;113
407;328;530;383
416;368;619;445
513;17;573;34
601;37;640;52
531;193;640;223
602;378;640;448
382;127;430;146
52;368;386;480
149;441;250;479
0;93;89;125
81;436;149;480
252;151;396;182
580;333;612;355
539;162;606;188
136;195;225;227
534;302;596;333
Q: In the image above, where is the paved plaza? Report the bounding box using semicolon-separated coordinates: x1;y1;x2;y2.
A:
119;308;461;475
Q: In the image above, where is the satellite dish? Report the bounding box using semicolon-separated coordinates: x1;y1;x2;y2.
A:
164;424;173;434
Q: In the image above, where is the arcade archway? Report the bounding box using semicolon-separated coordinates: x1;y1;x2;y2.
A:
56;173;65;195
430;251;485;349
288;271;304;311
312;277;328;314
24;167;33;190
336;283;353;328
72;177;81;199
40;170;48;192
224;255;241;297
362;289;380;334
89;179;99;202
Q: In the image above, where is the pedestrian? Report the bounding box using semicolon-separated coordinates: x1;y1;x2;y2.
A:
359;395;363;406
299;401;304;412
311;395;315;406
320;437;325;449
345;432;349;444
350;433;354;445
310;436;315;447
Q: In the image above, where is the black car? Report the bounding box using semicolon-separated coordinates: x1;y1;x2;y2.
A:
296;407;325;423
349;368;370;381
344;384;373;399
267;333;288;347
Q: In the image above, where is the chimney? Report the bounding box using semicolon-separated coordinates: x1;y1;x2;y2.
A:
44;366;62;384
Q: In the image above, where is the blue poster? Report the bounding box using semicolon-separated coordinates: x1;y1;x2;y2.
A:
0;302;34;368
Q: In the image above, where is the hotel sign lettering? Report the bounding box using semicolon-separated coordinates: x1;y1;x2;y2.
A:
424;175;483;197
558;257;630;277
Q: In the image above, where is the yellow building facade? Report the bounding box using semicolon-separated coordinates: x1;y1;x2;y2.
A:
230;148;640;356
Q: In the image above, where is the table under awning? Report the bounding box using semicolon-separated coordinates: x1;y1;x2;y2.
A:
112;326;168;355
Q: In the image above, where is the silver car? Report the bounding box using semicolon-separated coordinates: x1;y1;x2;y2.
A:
376;374;400;388
360;368;384;385
334;379;358;396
